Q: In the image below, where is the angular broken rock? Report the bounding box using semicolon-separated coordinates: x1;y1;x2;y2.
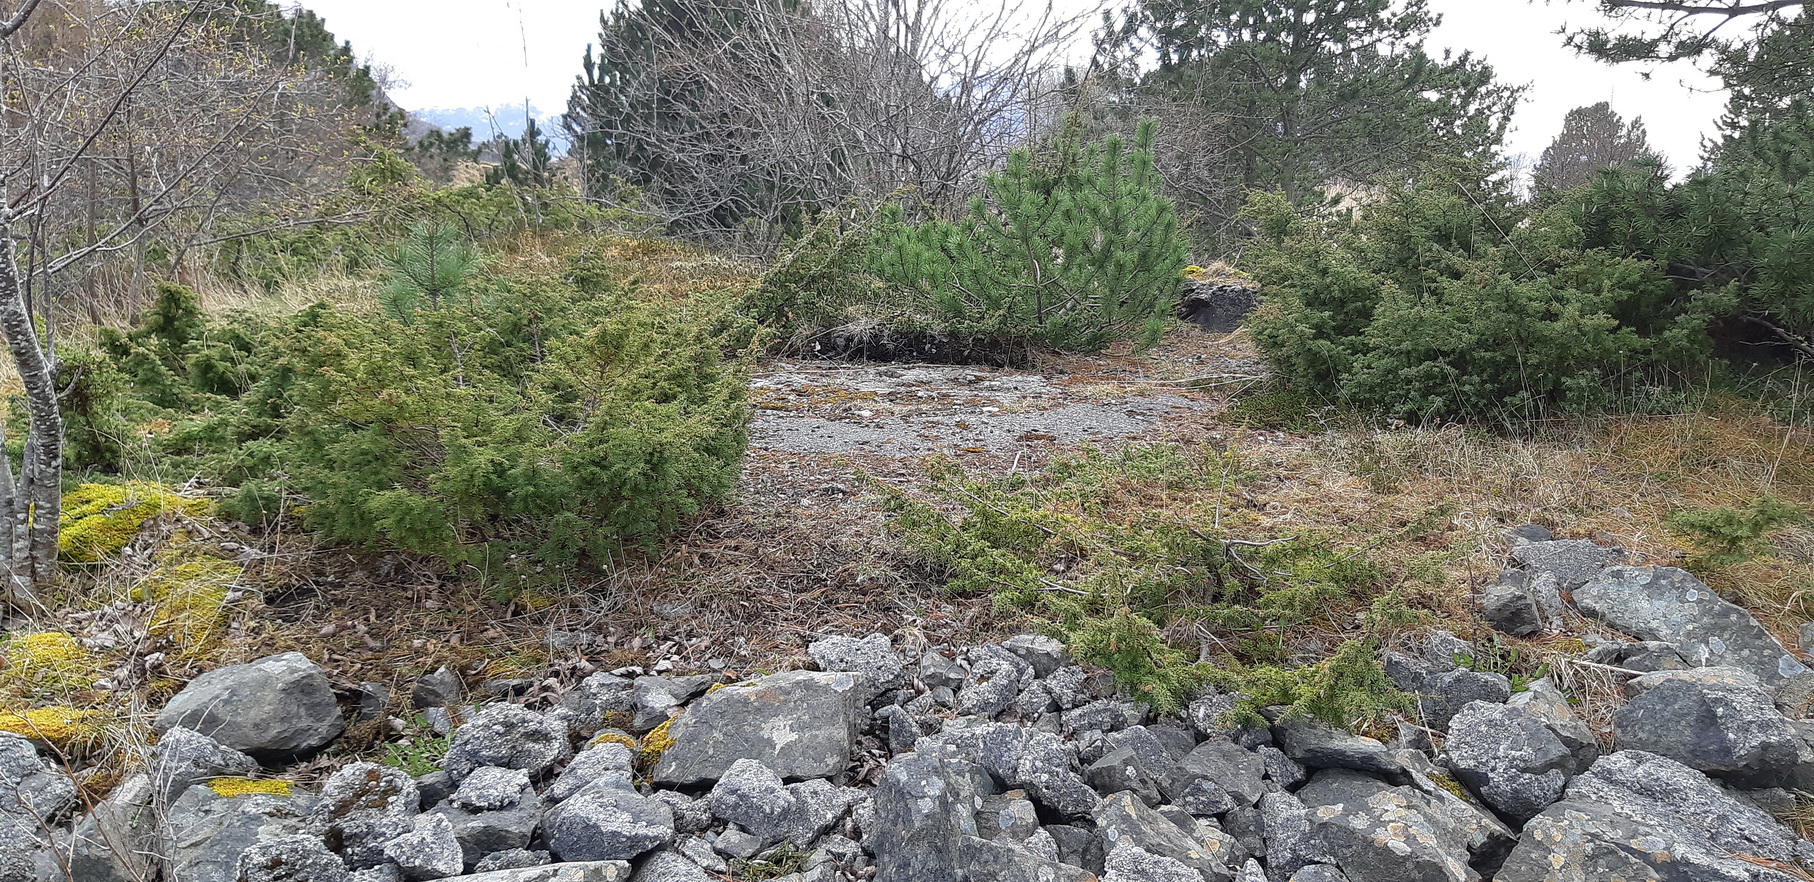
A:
153;652;345;761
1444;700;1583;825
1296;769;1506;882
1575;566;1809;685
1612;667;1801;787
1497;750;1806;882
443;704;573;782
1094;792;1239;882
807;633;906;696
1511;539;1622;590
459;863;633;882
653;671;862;786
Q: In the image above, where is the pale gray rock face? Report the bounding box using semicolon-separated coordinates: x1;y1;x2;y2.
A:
1094;792;1239;882
458;863;633;882
442;704;573;782
1511;539;1622;590
149;726;260;807
1575;566;1809;685
0;731;74;823
1002;634;1072;678
152;652;346;760
62;774;157;882
1258;791;1328;882
628;850;714;882
549;742;635;802
652;671;863;787
1101;842;1205;882
383;813;464;880
234;833;350;882
1613;668;1802;787
808;633;907;696
546;785;674;863
1497;751;1807;882
1444;700;1582;824
308;761;420;869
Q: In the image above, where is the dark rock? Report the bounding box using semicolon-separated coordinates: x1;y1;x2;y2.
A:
1497;750;1806;882
62;773;156;882
1505;524;1554;546
560;674;636;734
432;769;543;866
1063;699;1142;735
917;652;968;691
653;671;863;786
1272;717;1406;779
1002;634;1071;678
629;680;683;733
443;704;573;782
414;666;465;710
1511;539;1622;590
1168;739;1266;809
1177;279;1260;333
1258;745;1307;790
149;726;259;807
649;791;712;835
1581;639;1691;673
1095;792;1238;882
809;633;906;696
868;746;992;882
1258;791;1326;882
1417;669;1512;731
1575;566;1809;685
161;782;315;882
0;731;74;825
1086;748;1164;806
415;772;454;810
547;786;674;863
153;652;346;761
1047;824;1106;876
1482;581;1542;637
356;682;391;723
707;759;793;843
1613;667;1801;787
876;705;921;756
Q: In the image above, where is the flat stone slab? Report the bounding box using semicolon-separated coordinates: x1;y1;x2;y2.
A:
1575;567;1808;685
653;670;863;786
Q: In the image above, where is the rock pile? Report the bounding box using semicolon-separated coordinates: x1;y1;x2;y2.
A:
5;529;1814;880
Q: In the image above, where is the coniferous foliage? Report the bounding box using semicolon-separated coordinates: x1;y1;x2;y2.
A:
485;118;556;191
379;224;482;323
1098;0;1520;249
1534;102;1657;192
869;120;1189;353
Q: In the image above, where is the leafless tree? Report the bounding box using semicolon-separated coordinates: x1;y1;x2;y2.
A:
0;0;368;610
565;0;1096;246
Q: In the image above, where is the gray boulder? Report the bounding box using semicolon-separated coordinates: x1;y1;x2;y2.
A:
384;813;464;880
629;851;713;882
161;782;315;882
957;646;1033;717
1176;279;1260;333
1505;680;1599;766
1482;580;1542;637
1002;634;1071;678
1575;566;1809;685
1415;669;1512;731
0;731;74;823
1511;539;1622;590
707;760;794;844
430;767;543;866
549;743;635;802
1095;792;1239;882
1271;717;1405;779
1167;739;1266;811
153;652;345;760
443;704;573;782
151;726;261;807
652;671;863;786
1258;791;1326;882
547;785;674;863
308;761;419;869
559;674;636;734
1612;667;1801;787
917;651;968;691
1288;868;1348;882
235;833;350;882
474;850;551;872
808;633;906;696
459;863;632;882
868;747;992;882
1295;769;1498;882
1444;700;1584;824
1497;750;1807;882
60;773;156;882
1102;842;1203;882
928;722;1099;819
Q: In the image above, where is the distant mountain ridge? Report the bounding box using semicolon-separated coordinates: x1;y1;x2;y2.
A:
415;103;560;143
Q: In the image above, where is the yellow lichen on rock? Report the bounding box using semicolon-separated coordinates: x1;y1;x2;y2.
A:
58;482;206;563
205;777;293;797
0;707;107;749
589;731;638;751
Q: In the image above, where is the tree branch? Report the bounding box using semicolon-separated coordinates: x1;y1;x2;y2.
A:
0;0;43;39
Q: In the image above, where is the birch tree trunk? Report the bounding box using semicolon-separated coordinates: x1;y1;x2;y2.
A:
0;208;58;611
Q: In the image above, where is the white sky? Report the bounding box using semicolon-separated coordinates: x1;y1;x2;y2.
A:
290;0;1730;172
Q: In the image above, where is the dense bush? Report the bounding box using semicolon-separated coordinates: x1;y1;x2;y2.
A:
1244;158;1720;421
66;240;753;574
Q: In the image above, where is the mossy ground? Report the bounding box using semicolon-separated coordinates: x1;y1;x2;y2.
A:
58;482;207;563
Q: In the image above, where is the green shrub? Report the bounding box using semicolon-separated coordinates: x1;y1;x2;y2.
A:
1666;496;1807;567
741;209;883;341
1206;639;1414;730
1244;159;1719;422
868;119;1189;353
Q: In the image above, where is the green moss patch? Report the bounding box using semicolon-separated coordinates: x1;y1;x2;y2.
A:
59;482;206;563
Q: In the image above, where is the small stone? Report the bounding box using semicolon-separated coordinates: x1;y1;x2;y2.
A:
234;834;350;882
808;633;906;696
383;813;463;880
916;652;967;691
1002;634;1071;678
442;704;573;782
413;666;465;710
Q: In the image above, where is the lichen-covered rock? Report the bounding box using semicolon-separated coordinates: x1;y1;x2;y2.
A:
1575;566;1809;685
1444;700;1582;824
1095;792;1239;882
547;785;674;863
459;863;633;882
0;730;74;824
707;759;794;844
150;726;261;807
1259;791;1327;881
1101;843;1204;882
1271;717;1405;779
473;849;550;873
868;746;992;882
559;674;636;735
629;850;714;882
1497;750;1807;882
808;633;907;696
233;833;349;882
653;671;862;786
929;722;1100;819
1511;539;1622;590
957;646;1033;718
384;813;463;881
1296;769;1510;882
1002;634;1071;678
154;652;345;760
1168;738;1267;811
550;742;635;802
1611;667;1802;788
61;773;156;882
1415;669;1512;731
443;704;573;782
430;768;543;866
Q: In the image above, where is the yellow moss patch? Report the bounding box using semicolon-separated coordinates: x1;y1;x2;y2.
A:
0;707;106;749
58;482;206;563
635;717;677;772
0;632;101;693
589;732;638;751
206;777;293;798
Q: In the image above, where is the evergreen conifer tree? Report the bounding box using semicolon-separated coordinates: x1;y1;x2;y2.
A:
1534;102;1656;192
871;119;1188;353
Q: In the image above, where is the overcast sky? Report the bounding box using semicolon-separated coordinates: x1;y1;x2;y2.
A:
290;0;1730;172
